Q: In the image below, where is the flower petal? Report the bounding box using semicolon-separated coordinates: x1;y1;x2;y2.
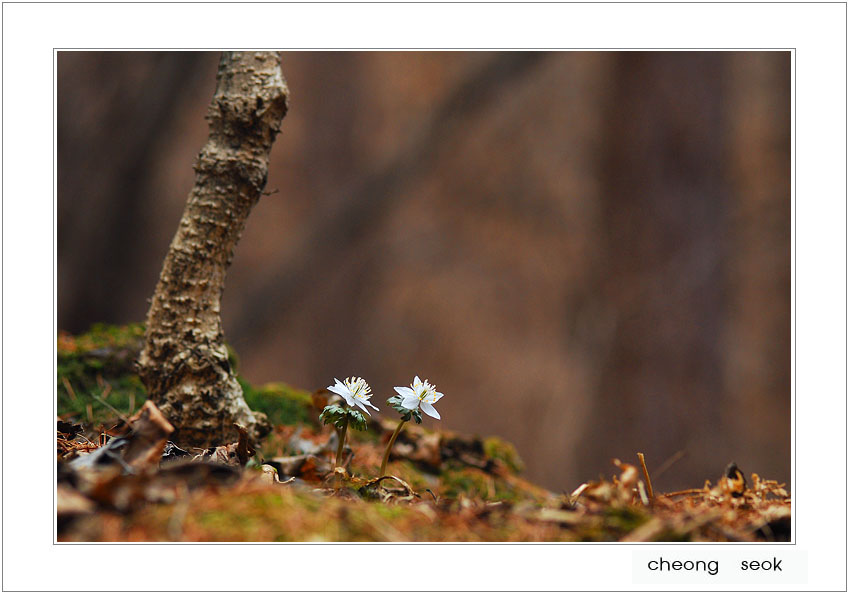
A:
355;400;372;416
363;399;379;411
432;391;444;403
327;379;358;406
394;386;416;398
401;395;420;410
327;384;347;396
420;401;441;419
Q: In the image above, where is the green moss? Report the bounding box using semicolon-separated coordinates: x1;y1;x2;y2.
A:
57;323;147;424
372;504;407;521
483;436;524;473
438;465;524;502
193;491;299;540
59;322;145;353
355;482;385;501
239;379;313;426
603;506;650;533
57;323;316;430
226;344;241;373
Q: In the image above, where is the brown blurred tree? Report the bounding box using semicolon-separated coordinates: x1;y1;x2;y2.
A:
137;52;289;446
581;52;728;481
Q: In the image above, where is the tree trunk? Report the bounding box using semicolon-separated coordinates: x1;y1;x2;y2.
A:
580;52;728;489
138;52;288;447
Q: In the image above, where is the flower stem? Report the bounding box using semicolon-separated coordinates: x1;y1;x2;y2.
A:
335;418;349;469
380;419;407;476
334;418;349;490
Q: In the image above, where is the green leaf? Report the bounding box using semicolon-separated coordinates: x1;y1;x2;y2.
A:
319;404;349;430
319;403;370;431
347;409;368;431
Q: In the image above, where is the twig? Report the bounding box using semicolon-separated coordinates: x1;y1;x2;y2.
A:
660;488;706;498
61;377;77;402
90;389;130;425
364;475;418;498
637;452;654;500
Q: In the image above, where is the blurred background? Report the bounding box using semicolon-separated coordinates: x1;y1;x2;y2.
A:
57;51;790;493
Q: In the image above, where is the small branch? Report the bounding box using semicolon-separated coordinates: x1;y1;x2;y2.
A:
660;488;706;498
61;377;78;402
637;452;654;501
364;474;418;498
90;389;130;426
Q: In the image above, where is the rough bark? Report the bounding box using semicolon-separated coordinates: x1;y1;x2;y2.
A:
138;52;288;447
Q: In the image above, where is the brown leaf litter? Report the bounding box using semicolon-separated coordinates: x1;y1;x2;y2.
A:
57;402;790;542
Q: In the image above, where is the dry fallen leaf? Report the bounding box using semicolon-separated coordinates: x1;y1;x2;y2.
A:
123;401;174;471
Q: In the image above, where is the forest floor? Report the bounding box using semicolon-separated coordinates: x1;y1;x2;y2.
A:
57;324;791;542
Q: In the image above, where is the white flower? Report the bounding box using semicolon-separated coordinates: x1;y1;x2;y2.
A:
393;376;444;419
327;377;379;415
